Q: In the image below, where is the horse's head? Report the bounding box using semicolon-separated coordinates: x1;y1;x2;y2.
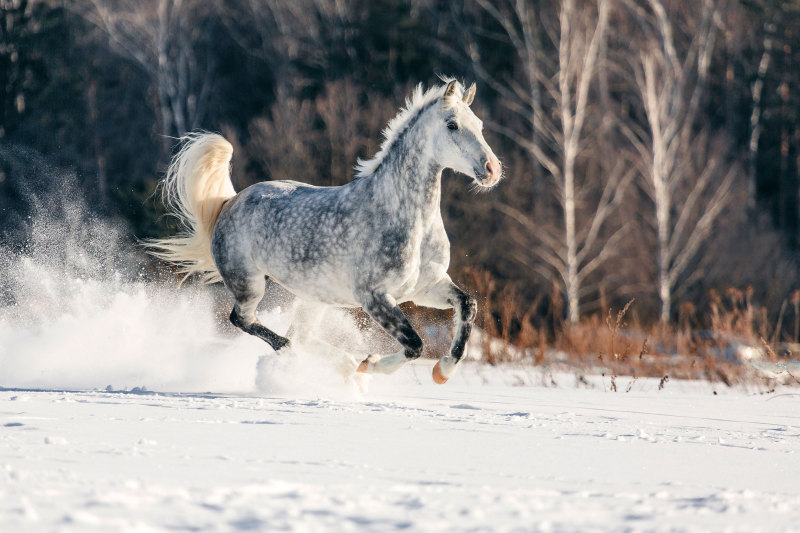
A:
430;80;502;188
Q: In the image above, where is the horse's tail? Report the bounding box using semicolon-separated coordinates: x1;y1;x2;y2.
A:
145;132;236;285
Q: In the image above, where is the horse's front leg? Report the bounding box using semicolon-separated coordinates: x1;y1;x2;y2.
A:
356;291;423;375
413;276;477;384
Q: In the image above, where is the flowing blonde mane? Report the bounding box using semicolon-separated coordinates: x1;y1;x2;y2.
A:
354;80;463;178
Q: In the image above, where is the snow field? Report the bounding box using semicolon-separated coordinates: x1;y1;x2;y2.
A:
2;192;799;531
2;363;799;532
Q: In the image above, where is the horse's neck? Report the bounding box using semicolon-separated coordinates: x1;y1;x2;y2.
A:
369;128;442;219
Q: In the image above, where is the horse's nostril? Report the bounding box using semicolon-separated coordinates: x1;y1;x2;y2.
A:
485;159;497;177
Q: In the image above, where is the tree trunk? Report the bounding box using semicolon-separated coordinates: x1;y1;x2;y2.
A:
564;155;579;324
659;269;671;324
748;20;773;214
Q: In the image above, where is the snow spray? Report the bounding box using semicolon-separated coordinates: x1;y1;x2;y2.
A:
0;161;375;397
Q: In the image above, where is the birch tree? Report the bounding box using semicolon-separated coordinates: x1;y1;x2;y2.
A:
623;0;737;322
476;0;631;324
221;0;330;94
76;0;215;141
747;8;776;214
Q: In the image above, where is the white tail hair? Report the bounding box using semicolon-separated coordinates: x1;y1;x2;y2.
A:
145;132;236;284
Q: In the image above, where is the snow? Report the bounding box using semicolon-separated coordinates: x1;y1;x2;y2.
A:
2;363;799;532
2;195;799;531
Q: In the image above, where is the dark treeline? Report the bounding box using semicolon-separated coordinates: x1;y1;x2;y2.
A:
3;0;800;338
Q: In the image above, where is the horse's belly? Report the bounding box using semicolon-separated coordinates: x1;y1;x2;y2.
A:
261;260;359;307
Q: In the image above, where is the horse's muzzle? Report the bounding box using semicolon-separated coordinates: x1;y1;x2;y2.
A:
476;157;502;187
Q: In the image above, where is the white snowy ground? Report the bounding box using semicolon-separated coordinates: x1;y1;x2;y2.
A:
2;202;799;532
2;361;799;533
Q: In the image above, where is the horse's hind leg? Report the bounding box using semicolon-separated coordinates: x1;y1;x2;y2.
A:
227;274;290;352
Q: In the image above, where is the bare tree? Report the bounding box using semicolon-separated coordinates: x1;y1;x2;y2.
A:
222;0;367;96
477;0;631;324
246;88;319;184
221;0;327;94
623;0;737;323
746;4;777;214
246;78;392;187
314;79;391;186
76;0;214;142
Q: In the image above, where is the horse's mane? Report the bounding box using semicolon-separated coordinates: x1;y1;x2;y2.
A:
354;79;463;179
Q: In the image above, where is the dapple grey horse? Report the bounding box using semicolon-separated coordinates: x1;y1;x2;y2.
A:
148;80;502;383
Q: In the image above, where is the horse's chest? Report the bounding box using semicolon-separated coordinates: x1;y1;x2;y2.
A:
381;220;449;296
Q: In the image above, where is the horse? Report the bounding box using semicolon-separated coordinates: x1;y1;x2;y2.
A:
147;79;502;384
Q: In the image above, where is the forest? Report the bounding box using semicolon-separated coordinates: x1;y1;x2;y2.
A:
3;0;800;367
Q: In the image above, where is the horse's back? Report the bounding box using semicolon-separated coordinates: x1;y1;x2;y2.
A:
218;179;338;225
238;179;324;202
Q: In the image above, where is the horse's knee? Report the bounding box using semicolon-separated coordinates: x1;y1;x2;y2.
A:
459;292;477;324
467;296;478;322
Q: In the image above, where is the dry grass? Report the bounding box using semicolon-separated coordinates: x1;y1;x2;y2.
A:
461;269;798;389
561;307;786;387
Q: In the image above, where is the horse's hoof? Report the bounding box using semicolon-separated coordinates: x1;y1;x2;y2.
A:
432;361;449;384
357;355;377;373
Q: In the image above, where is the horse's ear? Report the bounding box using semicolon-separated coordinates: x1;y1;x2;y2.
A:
463;82;476;106
443;80;459;105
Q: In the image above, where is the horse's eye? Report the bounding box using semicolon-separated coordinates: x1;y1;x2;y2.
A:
447;121;459;131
